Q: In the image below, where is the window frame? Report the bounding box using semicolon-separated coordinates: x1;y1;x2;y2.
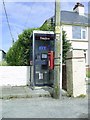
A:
81;28;86;39
72;26;87;40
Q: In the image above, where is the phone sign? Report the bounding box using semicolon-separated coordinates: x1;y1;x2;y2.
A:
35;34;54;41
39;46;47;50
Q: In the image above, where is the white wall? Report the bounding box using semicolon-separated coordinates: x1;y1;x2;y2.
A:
71;41;88;50
62;24;89;66
0;66;30;86
62;25;88;41
62;25;72;40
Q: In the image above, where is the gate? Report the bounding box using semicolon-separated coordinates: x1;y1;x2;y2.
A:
62;64;67;91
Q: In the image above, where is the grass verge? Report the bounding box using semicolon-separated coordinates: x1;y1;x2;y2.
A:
86;69;90;78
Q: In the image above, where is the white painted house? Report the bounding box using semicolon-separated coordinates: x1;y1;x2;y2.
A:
42;2;89;67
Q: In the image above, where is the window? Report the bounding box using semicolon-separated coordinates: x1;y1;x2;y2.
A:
81;28;86;39
72;26;87;39
72;26;81;39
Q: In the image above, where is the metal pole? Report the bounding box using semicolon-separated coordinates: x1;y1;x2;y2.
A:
53;0;61;99
32;31;35;89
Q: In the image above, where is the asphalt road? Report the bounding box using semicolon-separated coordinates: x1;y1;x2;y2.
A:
1;96;88;118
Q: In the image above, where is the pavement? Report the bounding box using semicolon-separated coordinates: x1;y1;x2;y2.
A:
0;83;89;118
0;79;89;99
1;97;88;118
0;86;68;99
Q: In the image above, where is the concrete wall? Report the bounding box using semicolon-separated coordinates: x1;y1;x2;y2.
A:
66;50;86;97
0;66;30;86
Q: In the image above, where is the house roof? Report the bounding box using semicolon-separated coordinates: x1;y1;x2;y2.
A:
60;11;89;26
46;11;90;26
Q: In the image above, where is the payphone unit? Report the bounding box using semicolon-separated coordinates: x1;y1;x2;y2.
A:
30;30;55;86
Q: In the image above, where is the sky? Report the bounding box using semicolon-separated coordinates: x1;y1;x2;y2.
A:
0;0;89;52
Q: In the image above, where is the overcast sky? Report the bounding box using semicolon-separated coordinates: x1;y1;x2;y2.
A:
0;0;89;52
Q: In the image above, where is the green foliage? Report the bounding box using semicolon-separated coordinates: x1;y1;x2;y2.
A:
62;31;71;63
77;94;86;98
86;69;90;78
6;28;38;66
0;60;8;66
40;21;54;31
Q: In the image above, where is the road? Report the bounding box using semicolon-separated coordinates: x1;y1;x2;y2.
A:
1;96;88;118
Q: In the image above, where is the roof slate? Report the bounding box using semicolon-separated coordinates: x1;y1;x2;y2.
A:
61;11;89;25
47;11;90;26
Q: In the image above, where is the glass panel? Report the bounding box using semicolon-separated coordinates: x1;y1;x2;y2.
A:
72;26;81;39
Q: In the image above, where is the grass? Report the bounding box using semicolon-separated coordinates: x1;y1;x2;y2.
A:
77;94;86;98
86;69;90;78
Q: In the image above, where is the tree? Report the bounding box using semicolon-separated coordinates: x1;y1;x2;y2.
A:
6;28;38;66
40;21;54;31
6;42;19;65
62;31;71;63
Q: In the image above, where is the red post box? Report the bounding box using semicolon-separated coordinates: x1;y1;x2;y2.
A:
48;51;54;70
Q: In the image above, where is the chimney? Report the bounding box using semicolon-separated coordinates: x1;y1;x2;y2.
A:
73;2;84;16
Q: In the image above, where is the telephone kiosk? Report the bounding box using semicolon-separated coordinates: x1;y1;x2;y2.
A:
30;30;55;86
